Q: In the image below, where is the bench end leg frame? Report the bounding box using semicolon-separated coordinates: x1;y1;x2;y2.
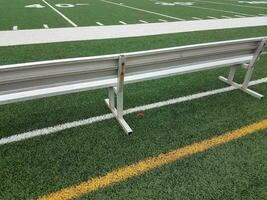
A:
218;75;263;99
219;39;266;100
105;87;133;135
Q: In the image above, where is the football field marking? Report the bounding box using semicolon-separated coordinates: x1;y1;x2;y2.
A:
139;20;148;23
38;118;267;200
151;0;255;16
76;3;89;6
119;21;127;25
158;19;168;22
41;0;78;27
101;0;186;21
179;3;255;17
176;17;185;21
0;77;266;146
194;0;267;10
96;22;104;26
4;16;266;46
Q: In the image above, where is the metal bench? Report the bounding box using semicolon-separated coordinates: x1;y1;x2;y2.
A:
0;37;266;134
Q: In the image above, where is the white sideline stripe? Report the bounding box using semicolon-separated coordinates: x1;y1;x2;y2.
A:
43;24;49;29
12;26;18;31
0;77;266;146
96;22;104;26
101;0;184;21
139;20;148;23
119;21;127;25
192;17;203;20
158;19;168;22
41;0;77;27
1;17;267;47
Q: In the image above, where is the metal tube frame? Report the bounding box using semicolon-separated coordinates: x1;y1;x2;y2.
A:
219;38;267;99
104;55;133;135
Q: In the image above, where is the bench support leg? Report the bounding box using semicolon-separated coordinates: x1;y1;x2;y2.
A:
104;55;133;135
105;87;133;135
219;39;267;99
218;75;263;99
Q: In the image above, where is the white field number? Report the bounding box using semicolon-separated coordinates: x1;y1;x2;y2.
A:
25;4;88;8
238;1;267;4
25;4;45;8
153;1;195;6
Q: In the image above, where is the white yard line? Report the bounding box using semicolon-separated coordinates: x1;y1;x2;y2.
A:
96;22;104;26
12;26;18;31
194;0;267;10
1;17;267;46
174;17;185;21
41;0;78;27
101;0;185;21
139;20;148;23
119;21;127;25
43;24;49;29
0;77;266;145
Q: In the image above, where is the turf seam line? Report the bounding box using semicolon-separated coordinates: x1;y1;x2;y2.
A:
38;118;267;200
0;77;266;146
41;0;78;27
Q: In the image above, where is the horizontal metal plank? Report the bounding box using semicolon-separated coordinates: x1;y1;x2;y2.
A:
0;55;252;105
125;56;253;84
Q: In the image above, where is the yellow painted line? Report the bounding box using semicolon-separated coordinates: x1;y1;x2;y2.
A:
39;119;267;200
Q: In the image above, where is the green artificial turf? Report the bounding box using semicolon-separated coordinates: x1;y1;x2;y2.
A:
0;0;71;30
0;83;267;200
0;0;266;30
83;131;267;200
0;1;267;199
